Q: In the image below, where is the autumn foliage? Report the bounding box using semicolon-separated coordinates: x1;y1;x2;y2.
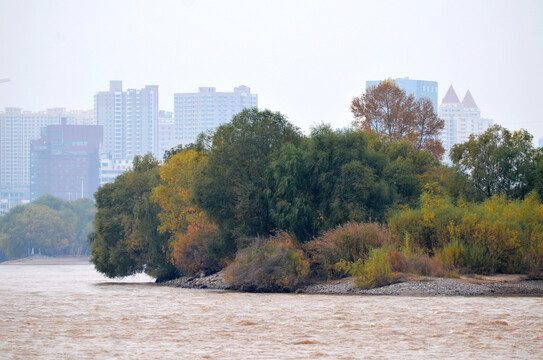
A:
351;80;444;159
224;232;310;292
304;222;393;279
390;191;543;276
88;103;543;289
151;149;223;276
170;215;222;276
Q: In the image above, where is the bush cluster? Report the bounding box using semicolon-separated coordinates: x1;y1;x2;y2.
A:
390;192;543;276
224;232;310;292
303;222;392;279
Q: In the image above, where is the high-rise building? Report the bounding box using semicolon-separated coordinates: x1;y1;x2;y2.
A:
366;77;438;112
0;108;64;212
94;81;159;160
158;110;175;160
0;107;96;213
30;119;102;201
439;85;493;163
174;86;258;146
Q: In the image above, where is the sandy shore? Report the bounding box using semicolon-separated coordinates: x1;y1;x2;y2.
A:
0;255;91;265
162;272;543;296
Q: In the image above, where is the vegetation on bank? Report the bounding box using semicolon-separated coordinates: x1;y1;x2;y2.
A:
87;82;543;289
0;195;95;261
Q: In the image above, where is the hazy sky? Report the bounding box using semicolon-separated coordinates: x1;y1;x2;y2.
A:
1;0;542;139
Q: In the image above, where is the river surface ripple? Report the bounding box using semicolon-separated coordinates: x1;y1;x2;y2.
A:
0;265;542;359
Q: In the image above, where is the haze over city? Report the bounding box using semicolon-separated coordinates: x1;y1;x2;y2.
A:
1;0;542;137
3;2;543;359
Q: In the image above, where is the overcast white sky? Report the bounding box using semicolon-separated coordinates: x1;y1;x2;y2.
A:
1;0;542;139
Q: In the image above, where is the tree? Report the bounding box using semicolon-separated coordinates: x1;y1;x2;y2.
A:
194;108;302;243
351;80;444;159
162;130;214;162
0;203;76;259
89;154;178;281
0;195;96;259
450;124;538;200
267;126;395;242
152;149;222;275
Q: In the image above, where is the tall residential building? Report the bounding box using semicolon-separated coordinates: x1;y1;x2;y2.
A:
174;86;258;146
439;85;493;163
158;110;175;160
94;81;159;160
366;77;438;112
30;119;102;201
0;108;64;212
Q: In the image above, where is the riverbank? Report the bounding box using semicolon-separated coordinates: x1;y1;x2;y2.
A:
0;255;91;265
162;271;543;296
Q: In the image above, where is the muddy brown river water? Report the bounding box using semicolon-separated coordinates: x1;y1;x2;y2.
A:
1;264;542;359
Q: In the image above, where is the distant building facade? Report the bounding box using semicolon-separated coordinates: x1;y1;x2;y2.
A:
94;81;159;160
366;77;438;112
0;107;94;212
174;86;258;146
99;157;132;186
30;119;102;201
439;85;493;163
158;110;176;160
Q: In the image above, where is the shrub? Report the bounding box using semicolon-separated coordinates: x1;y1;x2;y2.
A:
525;232;543;279
389;249;409;272
408;253;448;277
171;221;223;276
390;191;543;275
437;239;466;270
224;232;309;292
303;222;392;279
389;191;463;252
336;247;395;289
463;244;496;275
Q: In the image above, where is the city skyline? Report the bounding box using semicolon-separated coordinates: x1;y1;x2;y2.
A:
1;1;542;139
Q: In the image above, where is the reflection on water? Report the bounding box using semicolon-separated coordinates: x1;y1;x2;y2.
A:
0;265;542;359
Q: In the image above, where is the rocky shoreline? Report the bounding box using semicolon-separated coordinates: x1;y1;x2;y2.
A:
161;272;543;296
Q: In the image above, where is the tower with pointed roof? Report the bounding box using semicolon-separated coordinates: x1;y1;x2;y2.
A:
439;85;493;163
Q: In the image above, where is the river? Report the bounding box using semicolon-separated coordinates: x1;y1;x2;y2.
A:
0;264;542;359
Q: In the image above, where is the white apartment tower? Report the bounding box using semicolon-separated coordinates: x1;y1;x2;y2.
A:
439;85;493;163
174;86;258;146
95;81;159;160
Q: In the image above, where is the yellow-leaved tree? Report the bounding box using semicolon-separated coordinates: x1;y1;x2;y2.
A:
152;149;222;276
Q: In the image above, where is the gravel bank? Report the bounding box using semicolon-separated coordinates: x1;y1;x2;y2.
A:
162;272;543;296
161;271;227;290
301;277;543;296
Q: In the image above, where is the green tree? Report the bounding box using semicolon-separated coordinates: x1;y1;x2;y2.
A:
33;195;96;255
89;154;178;281
194;108;302;245
267;126;396;241
450;124;538;200
380;137;438;206
534;153;543;200
0;203;76;259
